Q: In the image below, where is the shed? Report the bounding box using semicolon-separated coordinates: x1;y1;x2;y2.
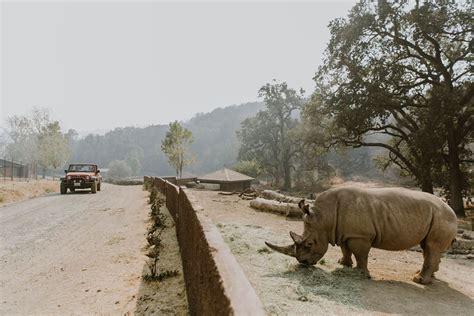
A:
0;159;29;178
198;168;253;192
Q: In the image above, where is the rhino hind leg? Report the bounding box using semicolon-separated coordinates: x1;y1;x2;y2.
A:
413;244;441;285
347;239;371;279
338;242;353;267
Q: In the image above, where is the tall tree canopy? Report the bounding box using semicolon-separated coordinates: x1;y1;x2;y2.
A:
37;121;71;176
238;81;305;189
161;121;194;178
4;108;71;175
310;0;472;216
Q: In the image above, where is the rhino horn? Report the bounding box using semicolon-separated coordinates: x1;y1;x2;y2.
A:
265;241;295;257
290;231;304;244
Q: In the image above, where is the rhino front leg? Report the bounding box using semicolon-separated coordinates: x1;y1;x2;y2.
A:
347;238;371;279
338;242;353;267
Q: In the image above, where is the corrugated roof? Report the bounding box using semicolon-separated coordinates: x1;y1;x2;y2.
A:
198;168;253;182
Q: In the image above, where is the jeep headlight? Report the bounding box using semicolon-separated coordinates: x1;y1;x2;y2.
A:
85;175;90;180
67;175;71;180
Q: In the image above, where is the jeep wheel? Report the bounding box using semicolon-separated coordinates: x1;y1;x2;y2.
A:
60;184;67;195
91;181;97;194
97;182;101;191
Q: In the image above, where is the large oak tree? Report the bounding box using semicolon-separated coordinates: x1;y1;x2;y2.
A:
238;81;305;189
310;1;472;216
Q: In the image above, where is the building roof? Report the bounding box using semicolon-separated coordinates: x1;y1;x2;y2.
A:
198;168;253;183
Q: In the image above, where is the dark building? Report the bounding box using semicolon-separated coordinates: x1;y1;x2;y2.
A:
198;168;253;192
0;159;29;179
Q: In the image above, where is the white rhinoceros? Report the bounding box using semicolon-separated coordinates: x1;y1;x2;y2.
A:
265;186;458;284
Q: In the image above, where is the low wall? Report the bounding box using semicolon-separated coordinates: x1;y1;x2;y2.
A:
160;176;197;186
165;181;179;223
145;176;265;316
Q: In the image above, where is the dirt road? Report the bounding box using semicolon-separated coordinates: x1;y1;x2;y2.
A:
1;184;152;314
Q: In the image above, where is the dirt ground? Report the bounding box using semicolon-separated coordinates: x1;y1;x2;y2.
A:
0;179;58;206
134;203;188;315
191;189;474;315
0;184;187;315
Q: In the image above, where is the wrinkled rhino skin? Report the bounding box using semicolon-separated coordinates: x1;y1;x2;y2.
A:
268;186;458;284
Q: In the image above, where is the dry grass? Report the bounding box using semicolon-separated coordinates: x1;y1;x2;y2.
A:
0;180;58;206
218;223;366;315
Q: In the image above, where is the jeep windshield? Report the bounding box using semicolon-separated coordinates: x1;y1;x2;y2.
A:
68;165;95;172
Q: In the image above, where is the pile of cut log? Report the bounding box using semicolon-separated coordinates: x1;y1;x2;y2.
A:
218;188;259;200
250;198;302;217
249;190;312;218
217;188;313;218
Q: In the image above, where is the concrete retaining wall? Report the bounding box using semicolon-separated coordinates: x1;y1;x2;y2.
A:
145;176;265;316
165;181;179;223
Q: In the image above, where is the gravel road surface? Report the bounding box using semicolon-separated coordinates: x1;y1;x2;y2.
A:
0;184;149;314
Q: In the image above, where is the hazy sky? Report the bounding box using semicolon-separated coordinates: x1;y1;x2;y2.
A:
1;1;356;133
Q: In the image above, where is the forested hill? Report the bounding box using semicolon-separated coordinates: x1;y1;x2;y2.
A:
70;102;265;176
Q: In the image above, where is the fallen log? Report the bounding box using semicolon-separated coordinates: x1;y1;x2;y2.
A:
261;190;314;204
218;191;239;195
250;198;302;218
241;195;257;200
239;188;257;197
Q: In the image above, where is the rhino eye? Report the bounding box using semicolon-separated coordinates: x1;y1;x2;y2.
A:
306;242;313;248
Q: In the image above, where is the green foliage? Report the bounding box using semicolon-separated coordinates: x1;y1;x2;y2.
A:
107;160;132;180
187;102;265;172
3;108;71;178
143;186;178;282
37;121;71;171
233;159;263;178
5;114;37;163
68;102;264;176
310;1;472;215
149;192;167;230
143;269;179;282
148;187;158;204
4;108;70;169
126;148;143;176
161;121;194;178
238;81;305;189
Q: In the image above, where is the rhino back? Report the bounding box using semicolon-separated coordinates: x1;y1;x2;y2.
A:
317;187;457;251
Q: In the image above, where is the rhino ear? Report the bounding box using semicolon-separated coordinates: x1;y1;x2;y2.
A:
298;199;310;215
290;231;304;244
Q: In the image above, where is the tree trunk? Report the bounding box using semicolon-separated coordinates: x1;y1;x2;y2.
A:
447;135;465;217
282;161;291;190
420;181;434;194
273;173;281;187
419;169;434;194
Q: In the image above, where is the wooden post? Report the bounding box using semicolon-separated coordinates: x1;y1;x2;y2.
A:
11;158;14;181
